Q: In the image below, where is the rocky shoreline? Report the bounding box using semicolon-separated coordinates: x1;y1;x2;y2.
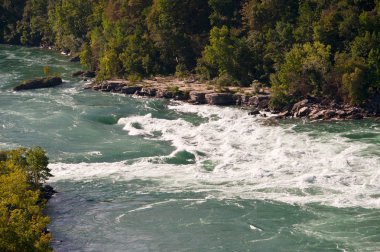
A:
86;77;379;121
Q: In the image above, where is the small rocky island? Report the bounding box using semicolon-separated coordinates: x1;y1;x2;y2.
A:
14;76;63;91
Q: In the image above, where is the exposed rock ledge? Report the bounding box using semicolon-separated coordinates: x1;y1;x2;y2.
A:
86;77;379;121
14;77;63;91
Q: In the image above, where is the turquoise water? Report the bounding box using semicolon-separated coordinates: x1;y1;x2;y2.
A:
1;45;379;251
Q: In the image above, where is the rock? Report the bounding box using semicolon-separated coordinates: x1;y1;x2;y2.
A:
156;89;171;98
174;91;189;101
205;93;234;105
347;113;363;120
292;99;309;113
248;95;270;109
72;71;85;77
278;110;290;118
70;56;80;62
138;88;157;96
40;184;56;201
14;77;63;91
364;93;380;115
121;86;142;94
108;83;123;92
239;95;251;105
298;106;311;117
323;110;336;119
189;91;207;104
248;109;260;116
336;110;346;118
83;71;96;78
310;110;325;120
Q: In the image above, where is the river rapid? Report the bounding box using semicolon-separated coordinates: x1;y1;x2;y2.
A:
1;45;379;251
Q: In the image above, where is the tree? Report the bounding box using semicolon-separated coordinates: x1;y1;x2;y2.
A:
25;147;51;189
0;147;52;252
270;42;331;108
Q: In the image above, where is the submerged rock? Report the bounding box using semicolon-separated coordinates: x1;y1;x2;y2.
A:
14;77;63;91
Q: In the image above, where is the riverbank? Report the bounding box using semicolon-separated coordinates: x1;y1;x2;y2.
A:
86;76;380;121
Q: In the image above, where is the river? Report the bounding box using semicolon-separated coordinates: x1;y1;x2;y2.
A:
0;44;379;251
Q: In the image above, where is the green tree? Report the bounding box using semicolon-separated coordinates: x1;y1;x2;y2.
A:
0;147;52;252
25;147;51;189
270;42;331;108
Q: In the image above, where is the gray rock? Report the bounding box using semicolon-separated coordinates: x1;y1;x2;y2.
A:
310;110;326;120
292;99;309;113
14;77;63;91
323;110;336;119
80;71;96;78
248;109;260;116
189;91;207;104
121;86;142;94
347;113;363;120
205;93;234;105
298;107;311;117
138;88;157;96
248;95;270;109
70;56;80;62
278;110;290;118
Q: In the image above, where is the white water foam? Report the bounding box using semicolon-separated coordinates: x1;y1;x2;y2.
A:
49;103;380;208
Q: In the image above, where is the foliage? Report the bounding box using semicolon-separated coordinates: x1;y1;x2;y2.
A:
0;147;52;252
2;0;380;105
270;42;331;108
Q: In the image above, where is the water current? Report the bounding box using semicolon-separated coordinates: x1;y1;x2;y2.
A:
0;45;379;251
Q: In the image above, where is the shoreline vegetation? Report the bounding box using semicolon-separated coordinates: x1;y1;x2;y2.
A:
0;147;54;252
1;0;380;118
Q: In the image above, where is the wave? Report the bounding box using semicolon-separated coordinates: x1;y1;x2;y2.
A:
49;103;380;208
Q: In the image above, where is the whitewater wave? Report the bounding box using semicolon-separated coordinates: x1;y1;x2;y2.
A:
49;103;380;208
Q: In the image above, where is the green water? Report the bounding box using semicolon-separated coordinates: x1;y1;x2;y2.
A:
1;45;379;251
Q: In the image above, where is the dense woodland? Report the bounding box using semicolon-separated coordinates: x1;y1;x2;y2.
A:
1;0;380;108
0;147;53;252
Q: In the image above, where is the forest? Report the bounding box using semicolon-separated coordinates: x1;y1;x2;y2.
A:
0;147;53;252
1;0;380;108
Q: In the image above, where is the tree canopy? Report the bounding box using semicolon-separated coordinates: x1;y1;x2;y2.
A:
1;0;380;107
0;147;53;252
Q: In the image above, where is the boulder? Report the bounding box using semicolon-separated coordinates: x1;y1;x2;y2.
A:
108;83;123;92
72;70;85;77
248;109;260;116
278;110;290;118
323;110;336;120
205;93;234;105
310;110;325;120
347;113;364;120
121;86;142;95
189;91;207;104
83;71;96;78
297;106;311;117
248;95;270;109
70;56;80;62
40;184;57;200
14;77;63;91
336;110;346;118
292;99;309;113
138;88;157;96
156;89;175;99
